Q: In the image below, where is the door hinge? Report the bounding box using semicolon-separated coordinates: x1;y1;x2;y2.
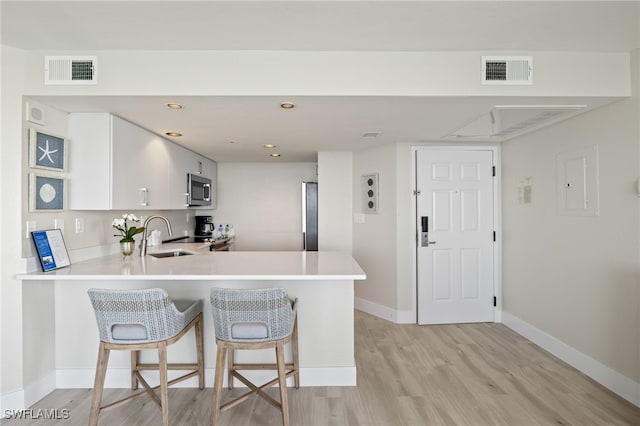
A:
413;189;421;196
493;231;496;242
492;166;496;177
493;296;497;307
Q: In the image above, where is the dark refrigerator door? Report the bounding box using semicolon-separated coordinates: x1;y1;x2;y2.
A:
304;182;318;251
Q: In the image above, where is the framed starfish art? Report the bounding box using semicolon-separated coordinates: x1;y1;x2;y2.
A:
29;128;67;171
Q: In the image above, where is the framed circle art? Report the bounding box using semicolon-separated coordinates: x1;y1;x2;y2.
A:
29;173;66;212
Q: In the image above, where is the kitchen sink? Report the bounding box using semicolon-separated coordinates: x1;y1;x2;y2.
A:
149;249;196;258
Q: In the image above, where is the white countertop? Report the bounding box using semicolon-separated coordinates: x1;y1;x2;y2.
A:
17;244;366;281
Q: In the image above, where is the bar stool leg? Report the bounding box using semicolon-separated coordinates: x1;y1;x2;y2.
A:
292;317;300;389
89;342;110;426
195;314;205;389
227;348;234;390
158;342;169;426
130;350;139;390
276;341;290;426
212;341;226;426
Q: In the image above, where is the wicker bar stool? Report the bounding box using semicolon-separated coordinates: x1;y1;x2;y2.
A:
87;288;204;426
210;287;299;426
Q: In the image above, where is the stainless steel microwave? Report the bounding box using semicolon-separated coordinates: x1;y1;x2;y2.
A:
187;173;212;206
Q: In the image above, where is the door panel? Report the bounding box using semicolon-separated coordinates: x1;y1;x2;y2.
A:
417;149;495;325
432;249;453;300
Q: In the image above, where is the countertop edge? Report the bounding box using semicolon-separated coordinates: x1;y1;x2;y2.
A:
16;273;367;281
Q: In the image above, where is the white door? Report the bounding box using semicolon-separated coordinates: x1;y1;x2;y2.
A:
416;149;495;325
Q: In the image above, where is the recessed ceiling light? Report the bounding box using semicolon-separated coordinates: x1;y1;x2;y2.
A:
166;103;183;110
280;102;295;109
263;144;277;148
270;153;281;157
362;131;381;138
165;132;182;137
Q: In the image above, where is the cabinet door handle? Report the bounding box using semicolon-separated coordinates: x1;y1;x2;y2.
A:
140;188;148;206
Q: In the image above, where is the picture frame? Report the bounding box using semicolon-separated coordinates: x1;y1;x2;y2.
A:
29;173;66;212
31;229;71;272
29;128;67;171
362;173;379;214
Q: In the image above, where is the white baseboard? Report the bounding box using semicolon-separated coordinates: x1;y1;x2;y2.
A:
355;297;415;324
502;311;640;408
56;366;356;389
4;365;356;411
0;388;25;413
23;371;56;408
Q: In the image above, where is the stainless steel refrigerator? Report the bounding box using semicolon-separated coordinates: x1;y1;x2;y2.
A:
302;182;318;251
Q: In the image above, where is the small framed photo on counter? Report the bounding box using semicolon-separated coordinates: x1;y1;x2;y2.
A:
29;128;67;171
31;229;71;272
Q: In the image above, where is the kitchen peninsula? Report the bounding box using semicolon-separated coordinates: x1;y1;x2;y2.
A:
18;246;366;389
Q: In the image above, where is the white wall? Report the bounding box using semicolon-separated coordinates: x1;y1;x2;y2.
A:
352;144;399;320
501;52;640;387
318;152;352;252
1;45;27;406
213;162;317;251
21;51;631;98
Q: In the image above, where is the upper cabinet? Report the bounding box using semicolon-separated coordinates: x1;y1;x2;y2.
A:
165;142;216;209
206;158;218;210
68;113;216;210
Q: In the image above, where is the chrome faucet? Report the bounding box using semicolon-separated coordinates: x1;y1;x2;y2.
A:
139;215;173;256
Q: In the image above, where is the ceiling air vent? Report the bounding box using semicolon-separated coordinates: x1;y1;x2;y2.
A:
44;56;97;85
482;56;532;85
445;105;586;141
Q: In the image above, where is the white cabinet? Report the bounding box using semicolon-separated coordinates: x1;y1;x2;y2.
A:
69;112;217;211
206;158;218;210
166;142;191;209
69;113;169;210
166;144;217;209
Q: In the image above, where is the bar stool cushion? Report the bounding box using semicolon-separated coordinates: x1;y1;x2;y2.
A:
110;323;148;340
231;322;269;339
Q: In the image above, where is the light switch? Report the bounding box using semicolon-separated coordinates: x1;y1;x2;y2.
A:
75;217;85;234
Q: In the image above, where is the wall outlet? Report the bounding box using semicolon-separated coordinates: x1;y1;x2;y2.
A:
75;217;85;234
54;218;65;233
354;213;365;224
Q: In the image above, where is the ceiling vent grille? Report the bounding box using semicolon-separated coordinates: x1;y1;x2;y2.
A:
482;56;532;85
445;105;585;141
45;56;97;85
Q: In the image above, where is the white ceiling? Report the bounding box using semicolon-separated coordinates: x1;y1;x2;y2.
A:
3;1;640;162
3;1;639;52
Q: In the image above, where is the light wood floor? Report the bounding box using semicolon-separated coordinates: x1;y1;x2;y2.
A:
6;310;639;425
